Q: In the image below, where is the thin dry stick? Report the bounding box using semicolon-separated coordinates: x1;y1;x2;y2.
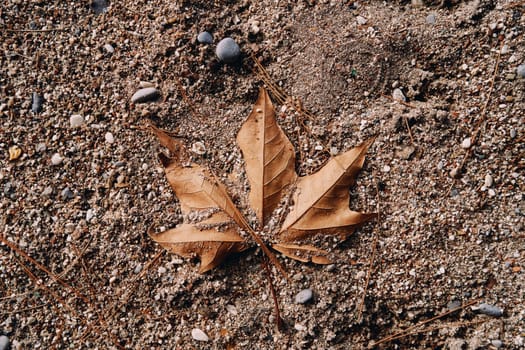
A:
174;76;204;121
356;173;381;322
403;117;415;145
2;235;124;348
261;257;283;331
370;298;480;347
446;41;503;196
5;28;68;33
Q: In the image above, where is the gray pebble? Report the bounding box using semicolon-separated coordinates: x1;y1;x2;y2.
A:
426;13;437;24
61;187;74;201
510;128;517;138
0;335;9;350
517;64;525;78
134;264;143;274
103;43;114;54
131;87;160;103
472;303;503;317
91;0;108;14
392;88;406;102
197;31;213;44
216;37;241;64
86;209;95;221
295;288;313;304
447;300;461;310
32;92;44;113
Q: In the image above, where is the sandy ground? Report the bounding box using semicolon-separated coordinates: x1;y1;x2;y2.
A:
1;0;524;349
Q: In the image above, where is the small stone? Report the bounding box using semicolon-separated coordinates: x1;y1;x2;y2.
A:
450;167;461;179
191;141;206;155
42;186;54;197
295;288;313;304
197;31;213;44
0;335;9;350
36;143;47;153
134;264;143;274
472;303;503;317
70;114;85;128
461;137;471;149
8;145;22;161
356;16;367;25
294;323;306;331
488;189;496;197
91;0;108;14
103;43;114;54
517;64;525;78
105;132;114;144
381;165;391;173
216;37;241;64
426;13;436;24
491;340;503;348
61;187;74;201
484;174;493;188
131;87;160;103
226;304;238;315
139;81;155;88
51;153;63;165
32;92;44;113
191;328;209;342
392;88;406;102
510;129;517;139
86;209;95;221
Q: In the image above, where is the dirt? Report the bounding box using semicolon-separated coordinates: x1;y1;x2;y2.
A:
1;0;524;349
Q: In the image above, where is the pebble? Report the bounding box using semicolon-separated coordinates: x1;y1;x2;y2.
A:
86;209;95;221
356;16;367;25
61;187;74;201
491;339;503;348
226;304;238;315
103;43;114;54
488;189;496;197
216;37;241;63
295;288;313;304
158;266;167;274
0;335;9;350
381;165;391;173
42;186;54;197
51;153;63;165
197;31;213;44
426;13;437;24
70;114;85;128
91;0;108;14
517;64;525;78
472;303;503;317
191;141;206;155
510;128;517;139
131;87;160;103
392;88;406;102
31;92;44;113
105;132;114;144
447;300;462;310
134;264;142;274
461;137;471;149
191;328;209;342
484;174;493;188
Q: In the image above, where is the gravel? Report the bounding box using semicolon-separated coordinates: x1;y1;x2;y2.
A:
0;336;9;350
1;1;524;349
131;88;160;103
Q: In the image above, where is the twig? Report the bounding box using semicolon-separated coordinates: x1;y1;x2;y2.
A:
370;298;480;347
403;117;415;145
5;28;68;33
261;257;283;331
174;76;204;121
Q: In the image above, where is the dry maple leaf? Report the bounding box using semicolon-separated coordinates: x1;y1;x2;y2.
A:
148;87;375;273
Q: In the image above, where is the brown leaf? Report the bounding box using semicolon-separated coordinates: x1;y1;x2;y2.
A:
273;243;332;264
237;87;297;226
280;139;377;242
150;125;287;277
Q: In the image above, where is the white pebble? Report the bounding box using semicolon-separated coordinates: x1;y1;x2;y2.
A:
131;87;160;103
392;88;406;102
295;288;313;304
51;153;63;165
382;165;391;173
294;323;306;331
488;189;496;197
191;141;206;155
105;132;114;144
86;209;95;221
191;328;209;342
461;137;471;149
103;43;114;54
70;114;85;128
158;266;167;274
356;16;367;25
484;174;493;188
